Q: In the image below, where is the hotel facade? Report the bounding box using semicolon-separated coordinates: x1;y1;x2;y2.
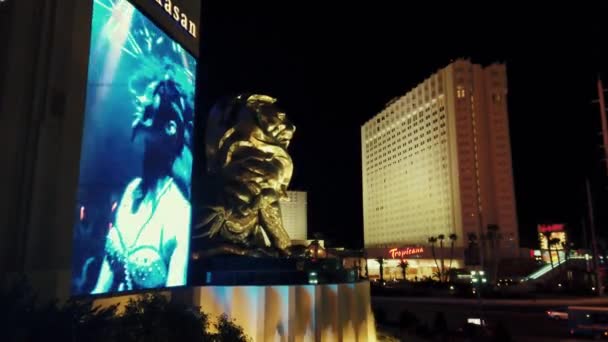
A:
279;191;308;241
361;59;520;280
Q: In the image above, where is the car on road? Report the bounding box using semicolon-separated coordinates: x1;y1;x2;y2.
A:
546;307;569;320
568;306;608;339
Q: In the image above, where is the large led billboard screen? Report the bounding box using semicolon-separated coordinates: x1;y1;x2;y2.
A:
72;0;197;295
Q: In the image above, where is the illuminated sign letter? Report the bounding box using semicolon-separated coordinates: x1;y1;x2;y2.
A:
164;0;172;15
389;248;398;259
181;13;188;31
189;20;196;38
172;5;180;21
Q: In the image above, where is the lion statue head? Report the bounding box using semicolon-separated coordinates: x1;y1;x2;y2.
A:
194;94;295;257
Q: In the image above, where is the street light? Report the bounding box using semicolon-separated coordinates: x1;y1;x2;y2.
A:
471;270;487;284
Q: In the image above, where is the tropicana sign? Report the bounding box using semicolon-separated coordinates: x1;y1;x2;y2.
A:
388;247;424;259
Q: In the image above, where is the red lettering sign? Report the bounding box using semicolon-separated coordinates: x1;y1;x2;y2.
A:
538;224;564;233
388;247;424;259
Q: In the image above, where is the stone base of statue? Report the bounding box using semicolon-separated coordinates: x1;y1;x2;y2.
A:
93;280;377;341
189;255;359;286
172;281;376;341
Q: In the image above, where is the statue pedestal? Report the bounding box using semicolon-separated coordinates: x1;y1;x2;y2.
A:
93;257;375;340
172;281;377;342
189;256;359;286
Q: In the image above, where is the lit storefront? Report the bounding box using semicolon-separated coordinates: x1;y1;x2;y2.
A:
364;246;464;281
538;224;567;264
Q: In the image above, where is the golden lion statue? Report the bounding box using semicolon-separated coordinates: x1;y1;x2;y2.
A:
194;94;295;257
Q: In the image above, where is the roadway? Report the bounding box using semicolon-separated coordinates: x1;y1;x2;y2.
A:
372;296;608;341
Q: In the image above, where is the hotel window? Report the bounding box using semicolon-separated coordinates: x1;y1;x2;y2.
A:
457;86;466;99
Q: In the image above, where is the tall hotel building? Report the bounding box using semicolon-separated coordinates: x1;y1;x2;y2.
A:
361;59;519;261
279;191;308;241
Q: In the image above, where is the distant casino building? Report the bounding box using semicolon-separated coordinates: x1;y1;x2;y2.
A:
279;191;308;240
361;59;520;279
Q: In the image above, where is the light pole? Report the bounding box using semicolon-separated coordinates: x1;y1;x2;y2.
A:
471;270;487;325
596;77;608;176
586;179;603;296
590;76;608;296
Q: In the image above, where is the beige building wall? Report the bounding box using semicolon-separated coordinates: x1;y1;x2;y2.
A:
0;0;92;301
362;72;455;246
362;59;519;254
279;191;308;240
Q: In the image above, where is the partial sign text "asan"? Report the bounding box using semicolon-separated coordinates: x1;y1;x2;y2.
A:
154;0;197;38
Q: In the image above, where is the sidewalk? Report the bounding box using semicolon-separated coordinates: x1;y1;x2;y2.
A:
372;295;608;306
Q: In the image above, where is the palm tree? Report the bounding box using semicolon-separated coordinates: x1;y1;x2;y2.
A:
438;234;446;281
466;232;479;265
543;231;554;268
376;257;385;282
428;236;441;281
550;238;562;266
467;232;478;246
487;225;500;282
448;233;458;277
399;259;409;281
561;241;570;262
487;225;499;251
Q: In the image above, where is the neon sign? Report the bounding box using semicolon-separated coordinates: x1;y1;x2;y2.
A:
388;247;424;259
538;224;564;233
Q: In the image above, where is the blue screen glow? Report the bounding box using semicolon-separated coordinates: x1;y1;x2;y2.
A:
72;0;197;295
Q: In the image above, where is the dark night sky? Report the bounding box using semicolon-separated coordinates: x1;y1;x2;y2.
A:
199;2;608;249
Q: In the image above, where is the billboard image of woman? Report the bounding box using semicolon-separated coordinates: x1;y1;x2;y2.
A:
72;0;197;295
